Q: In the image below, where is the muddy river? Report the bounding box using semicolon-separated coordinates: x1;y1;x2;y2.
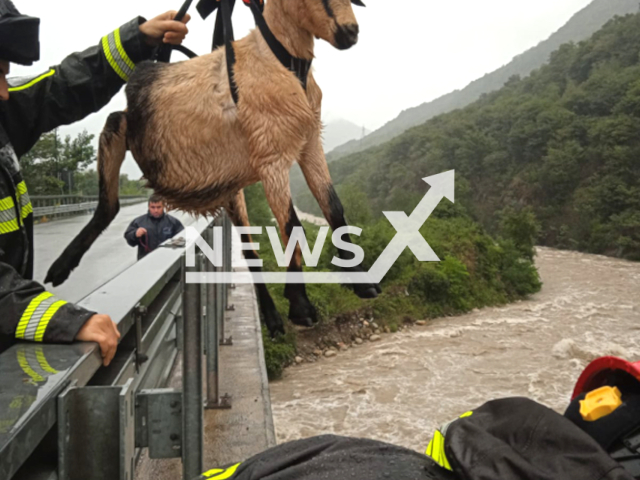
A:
270;247;640;451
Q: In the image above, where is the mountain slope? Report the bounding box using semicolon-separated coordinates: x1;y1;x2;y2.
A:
328;0;639;161
322;119;369;153
310;13;640;260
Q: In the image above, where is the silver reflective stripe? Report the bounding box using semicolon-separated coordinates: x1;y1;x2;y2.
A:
107;33;135;79
22;296;57;341
0;208;15;223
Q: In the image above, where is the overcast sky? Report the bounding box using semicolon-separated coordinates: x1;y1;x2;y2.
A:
12;0;594;177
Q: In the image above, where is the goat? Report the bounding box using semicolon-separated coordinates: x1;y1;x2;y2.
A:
45;0;380;337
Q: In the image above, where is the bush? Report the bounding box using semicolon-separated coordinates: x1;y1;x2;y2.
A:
261;326;296;380
408;264;450;302
499;206;541;260
245;180;542;377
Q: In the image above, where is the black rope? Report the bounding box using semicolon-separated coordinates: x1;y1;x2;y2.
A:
171;44;198;59
154;0;195;63
243;0;312;89
220;0;239;104
163;0;313;104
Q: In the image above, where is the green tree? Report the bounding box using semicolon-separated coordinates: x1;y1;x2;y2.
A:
309;12;640;260
21;130;96;195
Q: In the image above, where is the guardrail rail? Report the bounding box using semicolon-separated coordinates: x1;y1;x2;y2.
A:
0;210;234;480
32;195;148;220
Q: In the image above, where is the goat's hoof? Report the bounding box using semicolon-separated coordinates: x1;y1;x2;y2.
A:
290;316;315;328
45;258;74;286
264;308;285;338
268;323;286;338
288;296;318;326
351;283;380;299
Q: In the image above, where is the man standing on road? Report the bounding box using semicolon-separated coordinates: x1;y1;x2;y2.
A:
124;195;184;260
0;0;190;365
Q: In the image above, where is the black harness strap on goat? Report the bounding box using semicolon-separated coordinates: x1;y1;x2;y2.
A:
220;0;240;104
156;0;364;102
244;0;312;90
197;0;313;103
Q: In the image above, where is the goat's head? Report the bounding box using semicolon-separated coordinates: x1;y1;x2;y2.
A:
281;0;364;50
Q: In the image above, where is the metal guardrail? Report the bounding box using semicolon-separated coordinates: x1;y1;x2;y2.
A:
0;210;235;480
32;195;148;219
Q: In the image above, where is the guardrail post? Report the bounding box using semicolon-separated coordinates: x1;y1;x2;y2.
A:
181;252;203;478
220;212;233;346
205;218;231;409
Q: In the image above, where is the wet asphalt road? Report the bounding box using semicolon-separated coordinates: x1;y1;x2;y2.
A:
33;203;197;303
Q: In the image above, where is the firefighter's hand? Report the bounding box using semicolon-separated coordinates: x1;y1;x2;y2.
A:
136;227;147;238
75;314;120;366
140;10;191;46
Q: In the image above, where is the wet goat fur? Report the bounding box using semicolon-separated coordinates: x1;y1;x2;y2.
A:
45;0;380;334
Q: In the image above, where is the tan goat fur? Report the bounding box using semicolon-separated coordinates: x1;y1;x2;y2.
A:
131;0;357;220
47;0;376;334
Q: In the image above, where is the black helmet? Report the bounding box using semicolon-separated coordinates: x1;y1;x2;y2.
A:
0;0;40;65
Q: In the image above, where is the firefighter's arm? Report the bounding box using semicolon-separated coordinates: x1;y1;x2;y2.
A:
0;261;119;365
1;12;189;157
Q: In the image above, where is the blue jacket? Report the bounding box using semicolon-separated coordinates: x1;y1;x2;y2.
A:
124;211;184;259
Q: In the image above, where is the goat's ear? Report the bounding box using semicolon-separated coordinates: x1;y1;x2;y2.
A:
351;0;366;6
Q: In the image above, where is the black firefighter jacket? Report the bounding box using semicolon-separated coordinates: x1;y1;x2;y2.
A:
196;398;634;480
0;17;155;354
124;212;184;260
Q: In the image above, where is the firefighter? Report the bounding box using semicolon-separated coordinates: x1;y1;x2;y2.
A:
0;0;190;365
195;357;640;480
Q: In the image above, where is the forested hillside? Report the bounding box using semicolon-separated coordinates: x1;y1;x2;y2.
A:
297;13;640;260
326;0;639;161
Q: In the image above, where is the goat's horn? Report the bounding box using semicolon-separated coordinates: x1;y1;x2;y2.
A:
351;0;366;6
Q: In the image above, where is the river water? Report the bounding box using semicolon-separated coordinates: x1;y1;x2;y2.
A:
269;247;640;451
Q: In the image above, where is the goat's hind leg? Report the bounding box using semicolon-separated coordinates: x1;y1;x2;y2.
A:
299;135;381;298
259;163;318;328
226;190;285;337
45;112;127;286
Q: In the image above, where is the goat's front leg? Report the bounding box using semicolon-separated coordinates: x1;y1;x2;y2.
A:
259;162;318;328
226;190;285;337
298;134;381;299
45;112;127;286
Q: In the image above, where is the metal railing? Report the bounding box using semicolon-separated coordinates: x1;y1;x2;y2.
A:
32;195;148;220
0;210;235;480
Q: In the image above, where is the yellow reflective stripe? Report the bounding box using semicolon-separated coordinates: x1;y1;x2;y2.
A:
16;292;53;339
34;300;67;342
36;347;58;374
460;411;473;418
0;196;14;211
17;348;44;383
0;218;18;234
202;463;241;479
16;181;27;195
15;292;53;339
114;28;136;71
102;35;128;82
0;196;17;231
426;430;452;471
21;202;33;219
15;182;32;219
8;69;56;92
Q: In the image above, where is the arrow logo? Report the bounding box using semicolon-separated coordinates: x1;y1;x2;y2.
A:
367;170;455;282
186;170;455;284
